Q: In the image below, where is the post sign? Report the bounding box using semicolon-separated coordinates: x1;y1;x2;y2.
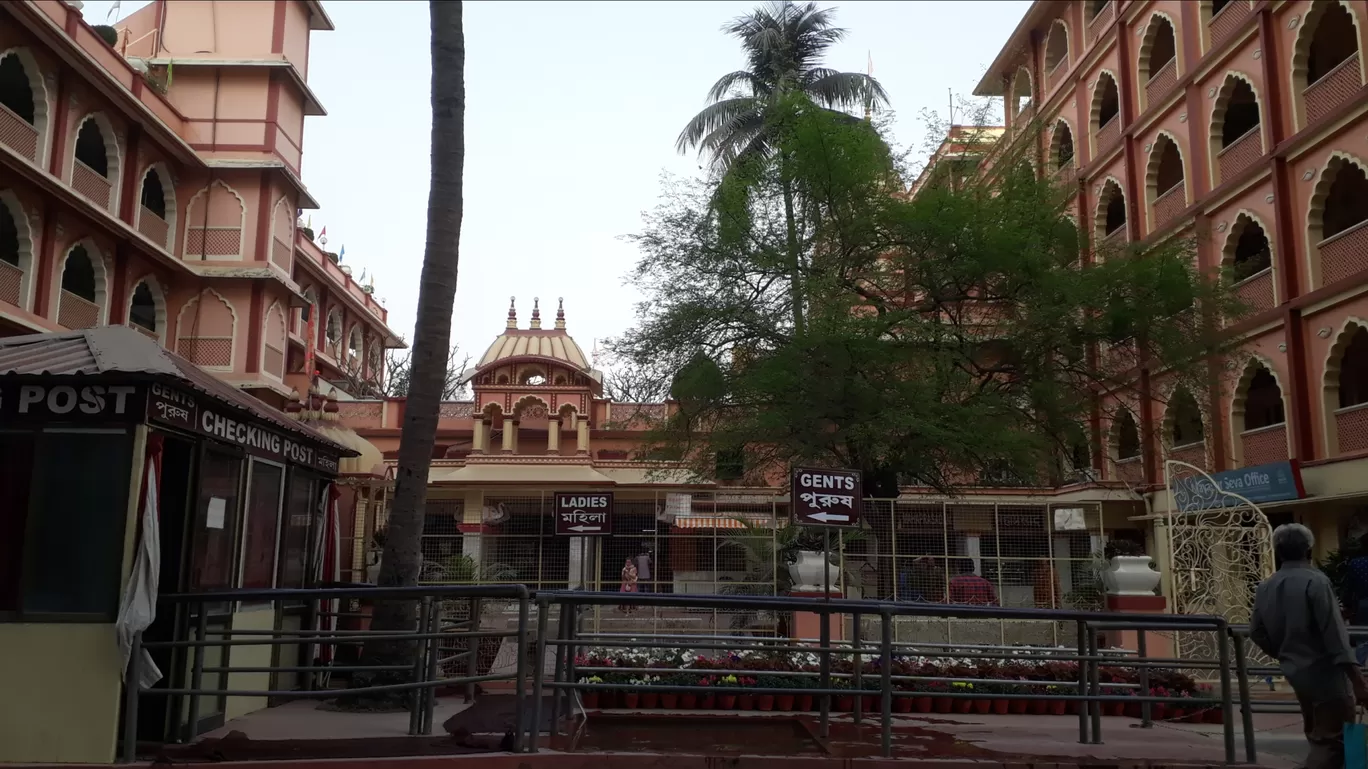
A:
0;381;145;424
554;491;613;535
791;467;862;527
1171;461;1305;510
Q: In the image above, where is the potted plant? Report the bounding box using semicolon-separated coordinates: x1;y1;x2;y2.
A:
636;675;661;709
755;675;778;711
718;675;739;710
92;24;119;46
1046;685;1069;716
833;677;854;712
1102;538;1162;596
622;679;641;710
660;674;681;710
796;675;816;712
951;681;975;713
578;676;602;709
679;674;699;710
737;676;758;710
770;676;796;712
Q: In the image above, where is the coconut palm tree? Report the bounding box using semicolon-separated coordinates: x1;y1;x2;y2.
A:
676;2;888;335
676;1;888;172
353;0;465;704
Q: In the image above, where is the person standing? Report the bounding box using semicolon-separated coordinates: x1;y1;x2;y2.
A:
618;557;638;615
1251;524;1368;769
635;548;654;594
947;558;997;606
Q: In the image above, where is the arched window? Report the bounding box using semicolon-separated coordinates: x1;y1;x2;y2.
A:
0;51;44;163
1011;67;1033;119
1045;22;1069;75
1115;411;1141;460
1141;16;1177;84
175;289;236;369
1092;73;1121;154
1243;366;1285;430
1089;0;1110;20
1228;215;1272;283
263;303;288;380
183;180;246;259
57;245;102;330
325;310;342;356
140;169;165;218
1168;389;1205;447
1051;122;1075;171
129;281;157;335
347;325;363;364
74;118;108;176
1311;156;1368;287
1297;1;1363;126
0;197;17;268
1338;327;1368;408
1211;0;1232;15
136;166;176;251
1148;134;1186;227
1211;76;1263;183
1322;160;1368;240
1219;79;1260;148
1097;180;1127;239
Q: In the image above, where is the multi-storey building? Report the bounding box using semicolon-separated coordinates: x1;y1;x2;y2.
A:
969;0;1368;556
0;0;401;406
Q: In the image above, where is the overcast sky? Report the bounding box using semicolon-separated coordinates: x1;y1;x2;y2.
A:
89;0;1027;373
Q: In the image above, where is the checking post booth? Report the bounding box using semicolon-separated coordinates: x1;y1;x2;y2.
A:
0;327;352;764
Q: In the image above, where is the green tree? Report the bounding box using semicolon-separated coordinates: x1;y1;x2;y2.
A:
351;0;465;706
677;1;888;335
612;101;1241;597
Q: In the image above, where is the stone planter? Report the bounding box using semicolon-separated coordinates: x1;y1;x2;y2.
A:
1102;555;1162;596
789;550;840;593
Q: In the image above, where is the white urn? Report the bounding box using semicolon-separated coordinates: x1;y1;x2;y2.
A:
789;550;841;594
1102;555;1161;596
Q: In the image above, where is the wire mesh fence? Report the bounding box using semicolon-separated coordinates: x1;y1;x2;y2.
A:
411;492;1108;644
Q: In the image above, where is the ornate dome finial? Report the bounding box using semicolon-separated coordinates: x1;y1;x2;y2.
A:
506;296;517;329
555;297;566;330
531;297;542;329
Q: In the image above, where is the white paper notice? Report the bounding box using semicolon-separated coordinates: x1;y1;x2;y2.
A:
207;497;226;530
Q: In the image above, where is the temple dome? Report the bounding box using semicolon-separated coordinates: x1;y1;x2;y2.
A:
462;297;601;383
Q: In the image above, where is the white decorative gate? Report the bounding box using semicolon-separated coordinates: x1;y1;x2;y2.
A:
1164;460;1274;666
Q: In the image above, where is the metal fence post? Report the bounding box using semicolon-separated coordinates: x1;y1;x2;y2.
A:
853;611;863;725
422;600;440;735
1137;629;1152;728
530;596;550;754
466;597;480;704
819;605;831;739
880;608;893;758
409;597;432;736
121;630;142;763
1076;620;1088;745
1088;627;1101;745
1232;629;1257;764
550;602;567;737
1216;621;1236;764
513;595;531;753
185;603;207;743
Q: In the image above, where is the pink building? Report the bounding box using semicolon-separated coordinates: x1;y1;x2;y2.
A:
0;0;401;409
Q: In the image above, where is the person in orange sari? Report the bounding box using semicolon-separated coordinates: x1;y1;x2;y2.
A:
1032;561;1060;609
618;558;638;614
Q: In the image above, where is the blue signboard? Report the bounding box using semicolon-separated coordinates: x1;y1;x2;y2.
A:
1170;460;1305;510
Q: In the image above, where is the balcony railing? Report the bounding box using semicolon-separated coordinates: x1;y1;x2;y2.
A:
1318;218;1368;286
1152;183;1186;230
1095;115;1121;156
57;290;100;330
1336;402;1368;454
185;226;243;258
1112;455;1144;485
138;207;170;250
1168;442;1207;471
130;321;159;341
1240;423;1288;466
1048;55;1069;93
1053;161;1076;187
1216;125;1262;183
71;159;113;211
1087;1;1115;45
1145;58;1178;109
176;336;233;368
1209;0;1251;49
1232;267;1275;315
263;343;285;379
0;259;23;306
0;102;39;163
1305;55;1362;126
272;236;293;271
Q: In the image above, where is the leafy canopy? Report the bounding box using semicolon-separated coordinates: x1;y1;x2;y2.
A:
612;99;1241;495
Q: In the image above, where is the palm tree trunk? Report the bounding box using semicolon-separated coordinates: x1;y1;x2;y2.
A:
351;0;464;702
781;176;805;336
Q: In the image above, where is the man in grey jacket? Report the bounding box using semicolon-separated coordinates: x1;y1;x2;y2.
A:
1251;523;1368;769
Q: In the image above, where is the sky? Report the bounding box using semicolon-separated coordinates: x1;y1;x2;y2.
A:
86;0;1028;373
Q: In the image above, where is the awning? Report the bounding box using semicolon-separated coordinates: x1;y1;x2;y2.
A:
672;515;783;530
428;462;616;485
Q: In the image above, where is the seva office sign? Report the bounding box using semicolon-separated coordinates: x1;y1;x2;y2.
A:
791;467;862;527
1170;460;1305;511
554;491;613;535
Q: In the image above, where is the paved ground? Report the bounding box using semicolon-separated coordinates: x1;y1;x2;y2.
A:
181;699;1311;766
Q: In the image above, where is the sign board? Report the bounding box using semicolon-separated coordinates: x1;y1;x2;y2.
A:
554;491;613;535
1171;460;1305;510
791;467;862;527
0;381;145;424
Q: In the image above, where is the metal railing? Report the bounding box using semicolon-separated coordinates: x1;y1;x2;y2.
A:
526;591;1252;762
123;584;531;762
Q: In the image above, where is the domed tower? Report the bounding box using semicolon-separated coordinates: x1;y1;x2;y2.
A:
462;298;603;455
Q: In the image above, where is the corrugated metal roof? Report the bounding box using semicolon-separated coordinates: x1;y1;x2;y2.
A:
0;326;354;456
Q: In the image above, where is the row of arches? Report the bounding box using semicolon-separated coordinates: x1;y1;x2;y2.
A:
298;287;385;381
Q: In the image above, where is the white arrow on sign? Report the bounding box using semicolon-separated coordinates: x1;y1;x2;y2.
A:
806;512;850;524
568;525;604;532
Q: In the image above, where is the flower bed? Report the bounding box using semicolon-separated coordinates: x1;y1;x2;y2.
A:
572;646;1218;721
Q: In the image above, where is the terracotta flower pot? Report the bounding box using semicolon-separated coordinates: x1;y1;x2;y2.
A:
1065;702;1079;716
582;692;599;709
992;699;1010;715
1124;701;1140;719
681;694;697;709
758;695;775;711
895;696;913;713
955;699;974;714
623;693;640;709
1205;708;1223;724
642;693;659;709
1107;701;1126;717
972;699;992;715
863;695;877;712
914;696;932;713
934;697;953;714
1049;701;1067;716
1010;700;1028;715
718;695;736;710
738;694;755;711
1029;699;1049;716
777;694;795;712
836;695;855;712
798;694;814;712
661;694;679;710
700;694;716;710
1151;704;1167;721
1168;707;1186;721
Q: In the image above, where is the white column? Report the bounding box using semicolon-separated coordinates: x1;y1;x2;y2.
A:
568;536;585;589
547;416;560;454
501;418;515;453
472;418;486;454
577;415;589;454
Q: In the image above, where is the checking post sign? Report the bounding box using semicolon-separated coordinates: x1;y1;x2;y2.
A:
554;491;613;535
791;467;862;527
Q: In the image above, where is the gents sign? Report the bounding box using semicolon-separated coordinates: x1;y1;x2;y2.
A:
554;492;613;535
791;467;862;527
0;381;144;423
147;383;341;475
